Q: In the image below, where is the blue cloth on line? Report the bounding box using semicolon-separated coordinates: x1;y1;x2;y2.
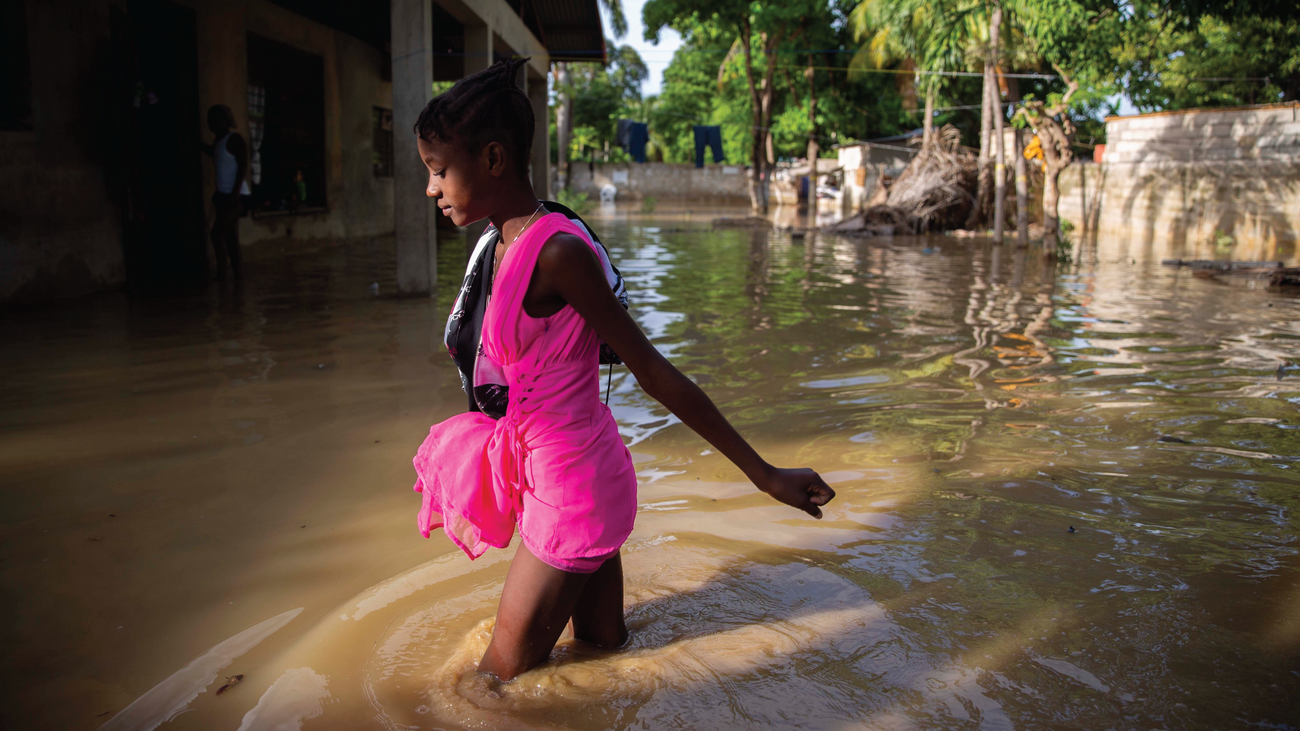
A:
693;125;725;168
628;122;649;163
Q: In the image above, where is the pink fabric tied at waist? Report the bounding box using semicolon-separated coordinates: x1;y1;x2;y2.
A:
411;360;611;562
412;406;528;559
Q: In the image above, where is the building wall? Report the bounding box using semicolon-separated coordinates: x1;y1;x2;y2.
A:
1059;105;1300;262
564;162;751;203
193;0;394;244
836;143;916;216
0;0;125;303
1;0;396;305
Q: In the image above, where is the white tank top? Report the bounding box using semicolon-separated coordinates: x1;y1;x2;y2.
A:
215;132;252;195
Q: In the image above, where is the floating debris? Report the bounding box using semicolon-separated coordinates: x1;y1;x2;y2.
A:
1068;526;1076;534
216;674;244;695
1157;435;1192;444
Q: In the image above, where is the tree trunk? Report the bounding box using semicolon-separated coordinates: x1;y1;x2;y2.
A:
806;53;818;162
966;62;994;229
1042;164;1061;250
739;22;766;214
1008;78;1028;247
922;84;934;147
990;7;1005;245
555;62;572;190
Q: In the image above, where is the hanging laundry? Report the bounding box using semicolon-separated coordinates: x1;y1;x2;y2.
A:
616;119;633;151
693;125;725;168
627;122;648;163
616;119;650;163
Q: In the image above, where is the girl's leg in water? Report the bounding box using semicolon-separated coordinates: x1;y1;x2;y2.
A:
569;553;629;648
478;543;626;681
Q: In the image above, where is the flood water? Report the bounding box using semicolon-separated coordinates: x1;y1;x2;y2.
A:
3;206;1300;731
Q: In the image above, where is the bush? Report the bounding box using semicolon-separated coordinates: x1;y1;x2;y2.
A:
556;188;593;217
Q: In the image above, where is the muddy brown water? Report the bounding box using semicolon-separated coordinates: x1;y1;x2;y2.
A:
3;207;1299;730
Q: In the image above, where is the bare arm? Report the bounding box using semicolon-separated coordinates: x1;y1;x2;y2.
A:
227;133;249;197
535;234;835;518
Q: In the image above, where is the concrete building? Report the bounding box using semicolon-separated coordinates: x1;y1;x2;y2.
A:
1058;103;1300;262
1;0;605;304
834;142;918;215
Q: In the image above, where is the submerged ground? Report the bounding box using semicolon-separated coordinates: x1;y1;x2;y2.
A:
2;206;1299;730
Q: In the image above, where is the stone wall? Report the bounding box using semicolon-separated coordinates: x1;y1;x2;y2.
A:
1059;104;1300;262
563;162;751;203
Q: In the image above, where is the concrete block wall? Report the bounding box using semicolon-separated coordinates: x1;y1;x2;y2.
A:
1056;105;1300;262
563;162;751;203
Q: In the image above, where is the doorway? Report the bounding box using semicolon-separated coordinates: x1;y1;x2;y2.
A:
118;0;206;290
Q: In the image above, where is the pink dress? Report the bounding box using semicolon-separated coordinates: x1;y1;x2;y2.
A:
411;212;638;573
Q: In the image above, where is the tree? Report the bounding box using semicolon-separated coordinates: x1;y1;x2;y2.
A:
1118;8;1300;110
558;0;628;189
1013;0;1122;249
646;0;816;213
563;41;648;165
1015;64;1078;250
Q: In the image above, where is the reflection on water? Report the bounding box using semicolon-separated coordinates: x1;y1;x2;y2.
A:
2;210;1299;730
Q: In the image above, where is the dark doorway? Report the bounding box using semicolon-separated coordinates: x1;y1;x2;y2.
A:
118;0;206;290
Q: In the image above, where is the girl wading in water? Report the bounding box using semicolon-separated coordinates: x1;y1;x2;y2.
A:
410;59;835;681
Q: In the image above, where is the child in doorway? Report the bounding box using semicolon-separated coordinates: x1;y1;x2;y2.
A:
201;105;250;280
408;59;835;682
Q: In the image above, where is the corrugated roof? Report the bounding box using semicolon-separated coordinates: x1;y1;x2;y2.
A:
263;0;607;65
532;0;607;64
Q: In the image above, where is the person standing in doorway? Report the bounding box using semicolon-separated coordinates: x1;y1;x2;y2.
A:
201;104;250;280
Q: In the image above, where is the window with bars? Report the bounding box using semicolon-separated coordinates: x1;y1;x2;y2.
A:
247;34;326;213
373;107;393;178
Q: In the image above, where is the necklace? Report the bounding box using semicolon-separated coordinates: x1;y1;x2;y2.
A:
510;202;546;244
491;202;546;295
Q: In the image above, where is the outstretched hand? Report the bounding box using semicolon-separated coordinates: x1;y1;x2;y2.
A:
757;467;836;519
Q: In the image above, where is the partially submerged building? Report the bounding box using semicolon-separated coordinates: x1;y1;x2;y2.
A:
1;0;606;303
834;138;918;215
1059;102;1300;261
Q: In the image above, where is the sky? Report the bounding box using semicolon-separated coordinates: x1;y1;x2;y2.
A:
599;0;682;97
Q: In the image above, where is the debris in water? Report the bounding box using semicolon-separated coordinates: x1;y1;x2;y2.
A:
216;674;243;695
1277;363;1287;380
1068;526;1076;534
933;468;942;473
712;217;772;229
1157;435;1192;444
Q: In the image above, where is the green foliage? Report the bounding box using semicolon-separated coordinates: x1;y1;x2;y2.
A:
560;41;649;161
1117;9;1300;110
1214;228;1236;251
556;188;594;217
642;0;912;164
1056;219;1075;263
641;195;658;213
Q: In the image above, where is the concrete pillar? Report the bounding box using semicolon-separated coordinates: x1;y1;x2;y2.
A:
464;22;492;76
529;72;550;199
391;0;437;296
461;22;495;255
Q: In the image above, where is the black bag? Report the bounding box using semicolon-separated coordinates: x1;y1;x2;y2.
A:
443;201;628;417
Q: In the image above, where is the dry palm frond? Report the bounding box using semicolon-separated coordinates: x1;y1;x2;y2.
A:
883;125;977;231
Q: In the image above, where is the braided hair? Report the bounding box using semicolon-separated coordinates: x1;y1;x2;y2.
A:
414;58;534;180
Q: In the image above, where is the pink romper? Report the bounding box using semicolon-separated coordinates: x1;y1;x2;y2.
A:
411;213;638;572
